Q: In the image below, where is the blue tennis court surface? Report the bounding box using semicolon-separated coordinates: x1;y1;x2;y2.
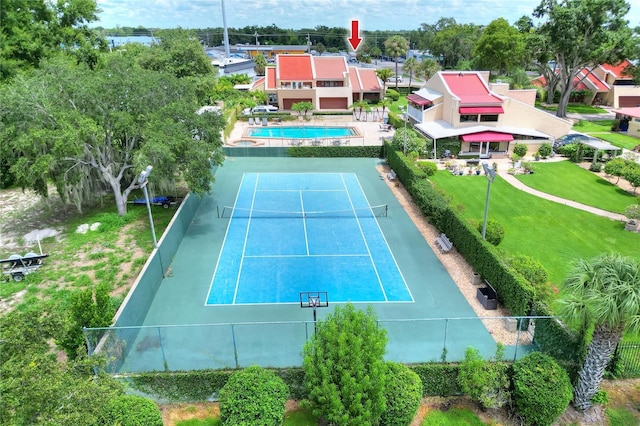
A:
206;172;413;305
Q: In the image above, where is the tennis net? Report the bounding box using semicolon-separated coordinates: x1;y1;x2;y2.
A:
218;204;388;219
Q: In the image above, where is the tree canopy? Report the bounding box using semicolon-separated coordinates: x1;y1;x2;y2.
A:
533;0;635;117
0;52;225;215
474;18;525;75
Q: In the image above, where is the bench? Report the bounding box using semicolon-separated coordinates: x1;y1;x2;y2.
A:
386;170;400;186
476;280;498;310
435;233;453;252
386;170;397;181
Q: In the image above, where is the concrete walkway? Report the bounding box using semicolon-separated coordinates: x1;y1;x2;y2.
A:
498;171;627;222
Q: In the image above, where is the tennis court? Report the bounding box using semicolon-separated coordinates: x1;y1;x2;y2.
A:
100;157;520;372
207;172;412;305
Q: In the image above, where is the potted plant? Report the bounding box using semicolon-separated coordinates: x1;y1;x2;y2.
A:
624;204;640;232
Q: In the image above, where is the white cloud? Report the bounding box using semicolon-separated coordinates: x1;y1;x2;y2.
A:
95;0;640;30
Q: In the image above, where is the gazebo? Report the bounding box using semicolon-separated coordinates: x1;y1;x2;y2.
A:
578;139;621;163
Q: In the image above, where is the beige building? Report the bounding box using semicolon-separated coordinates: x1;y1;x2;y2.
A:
252;54;383;111
410;71;572;158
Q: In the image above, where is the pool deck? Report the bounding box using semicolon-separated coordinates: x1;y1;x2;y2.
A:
227;115;395;148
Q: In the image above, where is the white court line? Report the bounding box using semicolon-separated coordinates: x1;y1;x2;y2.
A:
340;173;389;302
353;174;414;302
205;173;247;306
300;190;309;255
243;253;369;258
232;174;260;304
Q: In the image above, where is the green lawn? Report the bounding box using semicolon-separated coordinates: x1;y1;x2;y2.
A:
421;407;487;425
513;161;637;214
572;119;640;150
429;172;640;285
573;119;615;132
536;103;609;114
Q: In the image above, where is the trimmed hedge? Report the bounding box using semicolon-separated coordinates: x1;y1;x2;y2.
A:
287;145;384;158
385;142;582;362
128;364;463;403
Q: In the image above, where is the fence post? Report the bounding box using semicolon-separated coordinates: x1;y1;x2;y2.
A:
157;327;168;371
231;324;239;369
442;318;449;361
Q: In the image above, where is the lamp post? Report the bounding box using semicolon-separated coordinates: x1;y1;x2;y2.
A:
399;106;408;155
137;165;158;248
481;162;496;240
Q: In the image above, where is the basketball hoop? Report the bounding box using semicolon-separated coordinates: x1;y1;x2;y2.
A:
300;291;329;333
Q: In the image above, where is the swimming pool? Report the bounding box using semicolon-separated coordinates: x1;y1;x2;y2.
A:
246;126;360;139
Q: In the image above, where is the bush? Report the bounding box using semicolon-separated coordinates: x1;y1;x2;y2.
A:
218;365;288;426
512;352;573;426
506;254;552;303
416;160;438;176
477;219;505;246
303;304;387;425
386;89;400;101
380;362;423;426
99;395;163;426
458;345;510;410
537;143;552;159
589;162;603;172
513;143;528;158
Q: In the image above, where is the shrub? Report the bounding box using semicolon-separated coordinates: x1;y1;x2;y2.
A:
218;365;288;426
513;143;528;158
506;254;552;303
303;304;387;425
458;345;510;410
537;143;552;159
477;219;505;246
512;352;573;426
416;161;438;176
386;89;400;101
624;204;640;220
99;395;163;426
589;162;603;172
380;362;423;426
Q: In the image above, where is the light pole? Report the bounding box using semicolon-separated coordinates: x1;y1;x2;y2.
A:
137;165;158;248
481;162;496;240
399;106;408;155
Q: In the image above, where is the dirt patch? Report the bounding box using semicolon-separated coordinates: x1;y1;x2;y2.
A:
0;187;72;252
161;402;220;425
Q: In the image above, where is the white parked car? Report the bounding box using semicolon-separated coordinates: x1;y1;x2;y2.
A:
386;75;403;83
243;105;279;115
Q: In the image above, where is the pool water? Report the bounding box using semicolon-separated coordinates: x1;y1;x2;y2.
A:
247;126;357;139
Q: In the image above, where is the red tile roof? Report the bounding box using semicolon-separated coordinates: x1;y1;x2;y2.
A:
441;72;502;105
314;56;348;79
352;68;381;92
265;68;276;90
600;60;633;79
577;68;609;91
277;55;313;80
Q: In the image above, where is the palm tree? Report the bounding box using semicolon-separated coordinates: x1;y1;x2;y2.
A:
403;57;418;88
384;35;408;90
559;253;640;411
350;100;369;121
416;59;440;85
376;98;391;124
375;68;393;94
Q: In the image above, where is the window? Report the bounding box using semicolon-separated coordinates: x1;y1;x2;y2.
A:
480;114;499;122
460;114;478;122
317;81;344;87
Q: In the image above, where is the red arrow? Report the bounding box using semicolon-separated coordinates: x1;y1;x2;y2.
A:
347;20;363;51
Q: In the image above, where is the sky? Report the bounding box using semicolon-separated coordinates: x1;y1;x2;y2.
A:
94;0;640;32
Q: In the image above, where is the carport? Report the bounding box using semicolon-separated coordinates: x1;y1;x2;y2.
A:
579;139;621;163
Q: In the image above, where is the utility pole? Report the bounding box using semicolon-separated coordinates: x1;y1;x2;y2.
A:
254;31;259;45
